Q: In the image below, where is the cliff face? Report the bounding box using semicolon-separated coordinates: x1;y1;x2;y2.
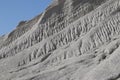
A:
1;0;120;80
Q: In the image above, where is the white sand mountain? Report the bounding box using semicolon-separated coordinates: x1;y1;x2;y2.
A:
0;0;120;80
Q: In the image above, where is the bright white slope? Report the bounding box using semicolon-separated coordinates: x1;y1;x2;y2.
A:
0;0;120;80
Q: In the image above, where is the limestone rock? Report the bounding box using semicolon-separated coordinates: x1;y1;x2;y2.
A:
1;0;120;80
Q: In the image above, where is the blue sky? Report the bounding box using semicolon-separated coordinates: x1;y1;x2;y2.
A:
0;0;52;36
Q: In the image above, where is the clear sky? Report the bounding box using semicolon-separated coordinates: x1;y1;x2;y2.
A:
0;0;52;36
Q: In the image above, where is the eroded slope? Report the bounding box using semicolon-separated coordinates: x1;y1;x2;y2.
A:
0;0;120;80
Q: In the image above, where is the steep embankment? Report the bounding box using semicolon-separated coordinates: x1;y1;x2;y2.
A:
0;0;120;80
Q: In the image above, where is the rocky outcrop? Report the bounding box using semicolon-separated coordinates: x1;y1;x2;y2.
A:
1;0;120;80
